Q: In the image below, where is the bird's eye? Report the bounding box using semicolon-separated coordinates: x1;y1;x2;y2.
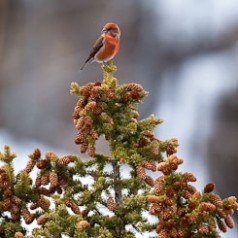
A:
101;29;107;34
101;27;116;34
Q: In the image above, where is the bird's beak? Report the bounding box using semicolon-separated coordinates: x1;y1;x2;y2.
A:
101;28;108;34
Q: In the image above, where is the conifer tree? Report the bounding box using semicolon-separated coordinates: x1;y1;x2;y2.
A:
0;61;237;238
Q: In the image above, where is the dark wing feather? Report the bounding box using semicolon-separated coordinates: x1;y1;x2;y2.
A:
80;36;104;70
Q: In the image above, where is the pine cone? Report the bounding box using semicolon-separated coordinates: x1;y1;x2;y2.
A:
65;200;81;214
38;198;50;210
147;195;163;204
55;185;63;194
154;177;166;193
84;101;97;112
30;202;39;210
142;160;156;171
49;171;58;188
137;165;146;180
107;196;116;211
35;175;42;187
11;212;20;221
198;223;209;235
127;83;143;92
21;207;34;224
204;183;215;193
186;184;197;194
75;117;85;129
106;88;116;99
165;143;177;155
145;175;154;186
14;232;25;238
71;203;81;215
149;203;162;214
3;189;12;198
159;229;169;238
32;148;41;160
88;144;96;157
57;155;73;166
80;143;88;153
217;219;227;232
45;151;58;161
84;116;93;126
36;160;50;169
217;208;227;219
183;172;197;182
37;214;47;225
11;204;19;214
151;144;159;156
40;173;49;185
65;199;74;207
90;130;99;140
1;199;11;211
24;159;35;173
225;215;235;228
11;196;22;205
209;194;223;207
94;105;103;115
79;82;94;96
76;220;90;231
74;131;87;144
58;176;68;188
76;97;87;109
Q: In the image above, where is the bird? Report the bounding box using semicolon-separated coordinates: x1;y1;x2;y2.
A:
80;22;121;70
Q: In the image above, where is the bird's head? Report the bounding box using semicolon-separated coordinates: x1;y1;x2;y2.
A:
101;23;121;39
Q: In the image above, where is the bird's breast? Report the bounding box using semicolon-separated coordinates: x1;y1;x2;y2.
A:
95;36;120;62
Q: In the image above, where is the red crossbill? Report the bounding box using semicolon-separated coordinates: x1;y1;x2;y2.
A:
80;23;121;70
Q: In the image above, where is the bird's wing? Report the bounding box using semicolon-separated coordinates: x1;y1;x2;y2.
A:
89;36;104;59
80;36;104;70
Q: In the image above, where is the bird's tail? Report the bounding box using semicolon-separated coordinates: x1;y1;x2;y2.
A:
80;62;87;70
80;57;94;70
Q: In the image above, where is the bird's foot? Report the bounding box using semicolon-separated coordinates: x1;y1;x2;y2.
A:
102;60;117;73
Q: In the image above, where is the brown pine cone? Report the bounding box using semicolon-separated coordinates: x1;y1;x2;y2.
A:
151;144;159;156
21;207;34;224
1;199;11;211
30;202;39;210
76;220;90;231
142;160;156;171
147;195;163;204
11;196;22;205
40;173;49;185
36;160;50;169
38;198;50;210
64;200;81;214
204;182;215;193
14;232;25;238
37;214;47;225
57;155;73;166
3;189;12;198
88;144;96;157
80;143;88;153
49;171;58;188
144;175;154;186
32;148;41;160
24;159;36;173
71;203;81;215
107;196;116;211
35;175;42;187
137;165;146;180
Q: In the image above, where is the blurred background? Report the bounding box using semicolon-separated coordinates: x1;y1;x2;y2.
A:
0;0;238;236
